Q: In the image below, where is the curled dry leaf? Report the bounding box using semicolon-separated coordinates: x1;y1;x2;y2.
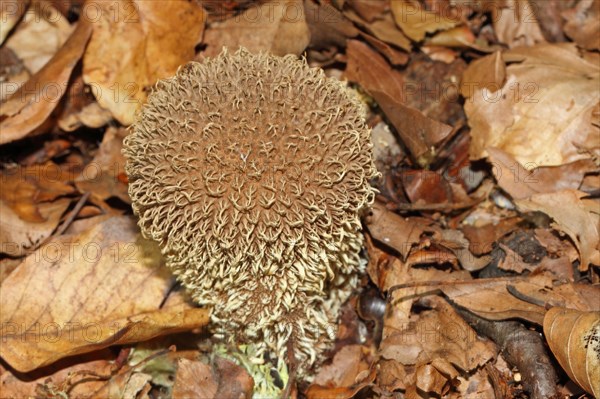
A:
172;358;217;399
75;127;130;204
440;275;552;325
312;344;372;388
487;147;597;200
0;0;29;44
201;0;309;58
0;162;75;256
380;295;495;391
83;0;206;125
466;43;600;166
4;1;73;74
515;189;600;271
543;307;600;397
172;357;254;399
365;201;431;260
489;0;546;48
304;0;358;49
436;229;491;272
0;19;92;145
390;0;460;42
0;357;115;399
345;40;453;165
0;217;209;372
562;0;600;50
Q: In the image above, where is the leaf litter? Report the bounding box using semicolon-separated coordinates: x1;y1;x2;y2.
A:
0;0;598;398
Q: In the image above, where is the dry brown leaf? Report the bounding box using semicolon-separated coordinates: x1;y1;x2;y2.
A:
345;40;453;165
304;0;358;49
426;25;476;48
0;197;71;257
75;127;130;203
83;0;206;125
390;0;460;42
306;369;376;399
466;43;600;166
56;74;113;132
489;0;546;47
0;356;115;399
562;0;600;50
201;0;309;58
440;275;553;324
460;51;505;97
0;0;29;44
515;189;600;271
543;307;600;397
497;243;540;273
365;201;431;260
0;161;75;222
344;9;411;52
415;360;455;396
381;295;495;372
0;18;92;145
0;217;209;372
436;229;491;272
487;147;597;200
312;345;372;388
4;1;73;74
460;217;520;256
172;358;218;399
0;47;30;102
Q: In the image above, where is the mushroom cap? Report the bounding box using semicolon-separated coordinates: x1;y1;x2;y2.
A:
123;48;378;372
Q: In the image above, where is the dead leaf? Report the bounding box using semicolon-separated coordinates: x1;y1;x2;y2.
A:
381;295;496;371
0;357;115;399
466;43;600;166
460;51;505;97
0;197;71;257
0;18;92;145
0;0;29;45
344;10;411;52
460;217;520;256
75;127;130;204
0;216;209;372
543;307;600;397
345;40;453;165
426;25;476;48
83;0;206;125
390;0;460;42
172;358;218;399
498;243;537;273
365;201;431;260
201;0;309;58
313;345;372;387
306;369;376;399
515;190;600;271
304;0;358;49
487;147;598;200
436;229;491;271
0;162;75;222
562;0;600;50
440;275;553;324
489;0;546;47
4;1;73;74
57;75;113;132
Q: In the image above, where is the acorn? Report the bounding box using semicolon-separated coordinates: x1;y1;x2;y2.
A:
123;47;378;375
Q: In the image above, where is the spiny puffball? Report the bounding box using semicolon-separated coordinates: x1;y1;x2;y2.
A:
123;48;378;374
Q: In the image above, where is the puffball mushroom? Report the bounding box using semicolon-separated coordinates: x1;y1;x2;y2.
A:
123;48;378;374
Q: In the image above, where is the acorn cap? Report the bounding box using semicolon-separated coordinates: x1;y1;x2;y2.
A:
123;47;378;373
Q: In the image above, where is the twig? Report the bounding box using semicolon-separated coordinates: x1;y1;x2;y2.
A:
457;308;559;399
